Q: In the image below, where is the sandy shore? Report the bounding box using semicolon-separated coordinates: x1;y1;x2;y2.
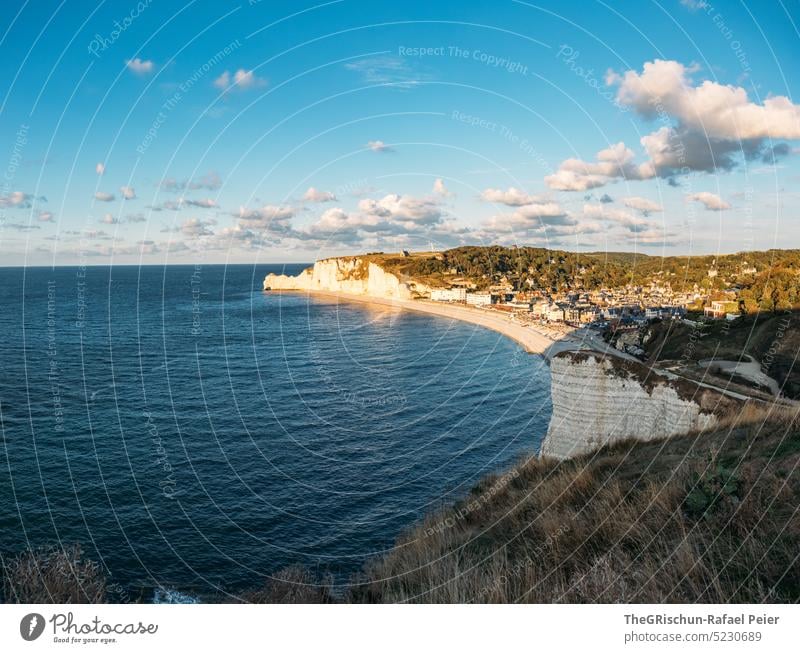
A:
271;289;587;359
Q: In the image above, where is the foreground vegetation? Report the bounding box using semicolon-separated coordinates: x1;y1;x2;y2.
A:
354;407;799;603
3;406;797;603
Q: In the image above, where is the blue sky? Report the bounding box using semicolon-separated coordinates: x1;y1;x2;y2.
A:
1;0;799;265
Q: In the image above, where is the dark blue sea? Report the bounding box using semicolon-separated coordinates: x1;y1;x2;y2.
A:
0;264;551;600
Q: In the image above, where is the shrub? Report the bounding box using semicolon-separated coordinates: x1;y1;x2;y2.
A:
2;544;107;603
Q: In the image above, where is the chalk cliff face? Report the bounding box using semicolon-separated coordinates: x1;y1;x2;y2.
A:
541;351;722;460
264;257;426;299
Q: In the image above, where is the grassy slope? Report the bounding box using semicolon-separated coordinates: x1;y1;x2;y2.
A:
353;411;800;603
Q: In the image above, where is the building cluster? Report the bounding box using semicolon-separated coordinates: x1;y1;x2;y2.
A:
427;280;707;329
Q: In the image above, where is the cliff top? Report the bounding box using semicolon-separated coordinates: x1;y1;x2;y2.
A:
554;349;743;414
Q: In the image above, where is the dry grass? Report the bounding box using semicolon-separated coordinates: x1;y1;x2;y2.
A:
351;414;800;603
1;544;107;603
237;566;333;604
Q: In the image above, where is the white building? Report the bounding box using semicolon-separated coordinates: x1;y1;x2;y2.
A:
430;288;467;302
546;304;565;322
465;292;494;306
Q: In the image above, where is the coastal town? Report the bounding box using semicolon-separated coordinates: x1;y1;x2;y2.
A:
423;264;742;359
263;247;800;397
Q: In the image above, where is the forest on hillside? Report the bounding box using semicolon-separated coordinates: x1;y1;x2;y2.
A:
380;247;800;310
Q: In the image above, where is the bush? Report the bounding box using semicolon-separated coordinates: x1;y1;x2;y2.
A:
2;544;107;603
238;566;332;604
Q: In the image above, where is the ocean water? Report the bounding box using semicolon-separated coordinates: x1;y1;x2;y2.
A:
0;264;551;600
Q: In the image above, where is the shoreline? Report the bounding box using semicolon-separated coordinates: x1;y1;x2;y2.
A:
267;289;589;360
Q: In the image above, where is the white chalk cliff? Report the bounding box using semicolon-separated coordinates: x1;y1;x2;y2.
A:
540;351;721;460
264;257;427;299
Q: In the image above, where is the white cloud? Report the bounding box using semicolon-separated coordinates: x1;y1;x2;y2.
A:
100;213;120;224
95;162;105;175
213;69;266;91
479;187;547;206
126;58;154;75
180;217;217;237
545;60;800;193
358;193;443;226
285;192;452;247
0;191;35;208
433;178;451;197
622;196;663;214
612;59;800;141
37;211;54;222
545;142;655;191
236;205;296;233
119;186;136;200
183;198;218;208
604;59;800;178
94;191;115;202
366;140;393;153
303;187;337;203
686;192;731;211
583;204;652;232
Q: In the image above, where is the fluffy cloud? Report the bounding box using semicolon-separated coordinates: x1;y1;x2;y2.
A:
119;186;136;200
126;58;154;75
358;193;443;226
546;60;800;191
479;186;546;206
236;205;296;233
95;162;105;175
686;192;731;211
0;191;35;208
583;204;652;232
545;142;655;191
94;191;115;202
608;59;799;177
37;211;54;222
303;187;337;203
254;192;455;248
183;198;218;208
180;217;217;237
100;213;120;224
213;69;266;91
480;201;575;236
302;207;365;243
622;196;663;214
433;178;452;197
612;59;800;141
366;140;393;153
